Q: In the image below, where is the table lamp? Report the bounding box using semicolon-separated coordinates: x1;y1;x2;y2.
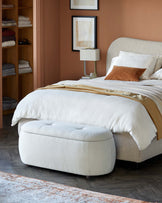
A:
80;49;100;78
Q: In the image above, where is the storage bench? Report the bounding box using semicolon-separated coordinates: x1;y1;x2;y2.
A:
19;120;116;176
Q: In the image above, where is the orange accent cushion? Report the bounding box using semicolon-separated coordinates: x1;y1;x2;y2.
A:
105;66;146;81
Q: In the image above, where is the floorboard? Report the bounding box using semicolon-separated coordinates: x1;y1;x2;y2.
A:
0;115;162;202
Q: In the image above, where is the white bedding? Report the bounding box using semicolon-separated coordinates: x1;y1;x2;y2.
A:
12;78;162;150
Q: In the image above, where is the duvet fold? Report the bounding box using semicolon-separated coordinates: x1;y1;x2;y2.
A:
41;83;162;140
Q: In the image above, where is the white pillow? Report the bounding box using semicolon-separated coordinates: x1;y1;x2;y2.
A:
154;55;162;72
106;51;156;79
118;51;156;79
150;69;162;80
106;56;119;75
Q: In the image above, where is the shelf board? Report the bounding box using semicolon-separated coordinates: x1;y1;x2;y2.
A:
3;74;16;79
18;6;32;10
2;7;15;10
2;25;17;28
18;44;32;47
18;26;32;29
2;45;16;49
19;72;32;76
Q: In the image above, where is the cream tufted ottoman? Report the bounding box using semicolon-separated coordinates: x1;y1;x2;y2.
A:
18;120;116;176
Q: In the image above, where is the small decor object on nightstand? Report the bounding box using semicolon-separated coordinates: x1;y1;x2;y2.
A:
80;48;100;78
70;0;99;10
72;16;97;51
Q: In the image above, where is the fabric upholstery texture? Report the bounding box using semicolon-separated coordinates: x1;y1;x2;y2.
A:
118;51;156;79
114;132;162;163
154;55;162;72
105;66;146;81
19;119;162;163
106;56;119;75
19;120;116;176
106;37;162;74
106;51;156;79
150;68;162;80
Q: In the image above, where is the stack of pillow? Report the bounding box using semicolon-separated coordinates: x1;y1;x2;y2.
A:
105;51;162;81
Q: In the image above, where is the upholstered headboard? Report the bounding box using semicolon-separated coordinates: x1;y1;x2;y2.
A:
106;37;162;72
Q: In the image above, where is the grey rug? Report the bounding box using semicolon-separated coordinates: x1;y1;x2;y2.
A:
0;171;148;203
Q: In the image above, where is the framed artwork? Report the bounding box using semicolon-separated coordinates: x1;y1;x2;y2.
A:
72;16;97;51
70;0;99;10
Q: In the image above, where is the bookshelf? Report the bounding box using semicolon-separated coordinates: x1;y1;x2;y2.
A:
2;0;33;115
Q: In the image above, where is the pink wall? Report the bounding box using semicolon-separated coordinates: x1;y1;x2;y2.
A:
40;0;60;86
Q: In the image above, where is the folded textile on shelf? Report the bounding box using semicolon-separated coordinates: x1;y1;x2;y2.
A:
19;64;30;68
2;18;16;27
2;35;16;42
19;60;30;68
2;22;17;27
2;40;16;47
2;63;15;70
18;16;32;27
3;97;17;111
2;69;16;77
2;29;16;42
2;28;15;37
18;21;32;25
19;67;32;74
18;24;32;28
2;64;16;76
2;4;14;8
19;59;30;66
18;16;30;21
19;60;32;74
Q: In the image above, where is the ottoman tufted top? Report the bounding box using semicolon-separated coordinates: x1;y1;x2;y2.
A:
21;120;113;142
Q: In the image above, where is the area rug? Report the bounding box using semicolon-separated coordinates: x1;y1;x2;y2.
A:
0;171;148;203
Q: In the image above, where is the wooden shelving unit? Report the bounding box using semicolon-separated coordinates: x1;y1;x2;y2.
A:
18;0;33;100
1;0;33;115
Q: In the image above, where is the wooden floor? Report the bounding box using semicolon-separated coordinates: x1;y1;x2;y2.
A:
0;115;162;202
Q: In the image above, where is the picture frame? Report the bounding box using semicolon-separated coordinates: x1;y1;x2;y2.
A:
72;16;97;52
70;0;99;10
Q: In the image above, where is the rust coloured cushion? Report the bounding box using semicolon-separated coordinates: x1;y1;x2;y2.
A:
105;66;146;81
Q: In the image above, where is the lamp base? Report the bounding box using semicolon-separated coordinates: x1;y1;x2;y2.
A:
90;72;97;78
81;73;97;80
81;75;91;79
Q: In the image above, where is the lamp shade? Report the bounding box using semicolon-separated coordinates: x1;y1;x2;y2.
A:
80;49;100;61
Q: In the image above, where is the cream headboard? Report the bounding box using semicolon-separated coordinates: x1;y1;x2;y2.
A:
106;37;162;72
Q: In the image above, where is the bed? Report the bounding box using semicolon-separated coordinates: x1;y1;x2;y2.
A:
12;37;162;163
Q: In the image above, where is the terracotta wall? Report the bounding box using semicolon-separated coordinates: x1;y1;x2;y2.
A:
40;0;60;86
59;0;162;80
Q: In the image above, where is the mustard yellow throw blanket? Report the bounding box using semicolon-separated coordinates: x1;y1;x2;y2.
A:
42;84;162;140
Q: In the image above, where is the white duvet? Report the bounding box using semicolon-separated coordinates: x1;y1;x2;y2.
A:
12;78;162;150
